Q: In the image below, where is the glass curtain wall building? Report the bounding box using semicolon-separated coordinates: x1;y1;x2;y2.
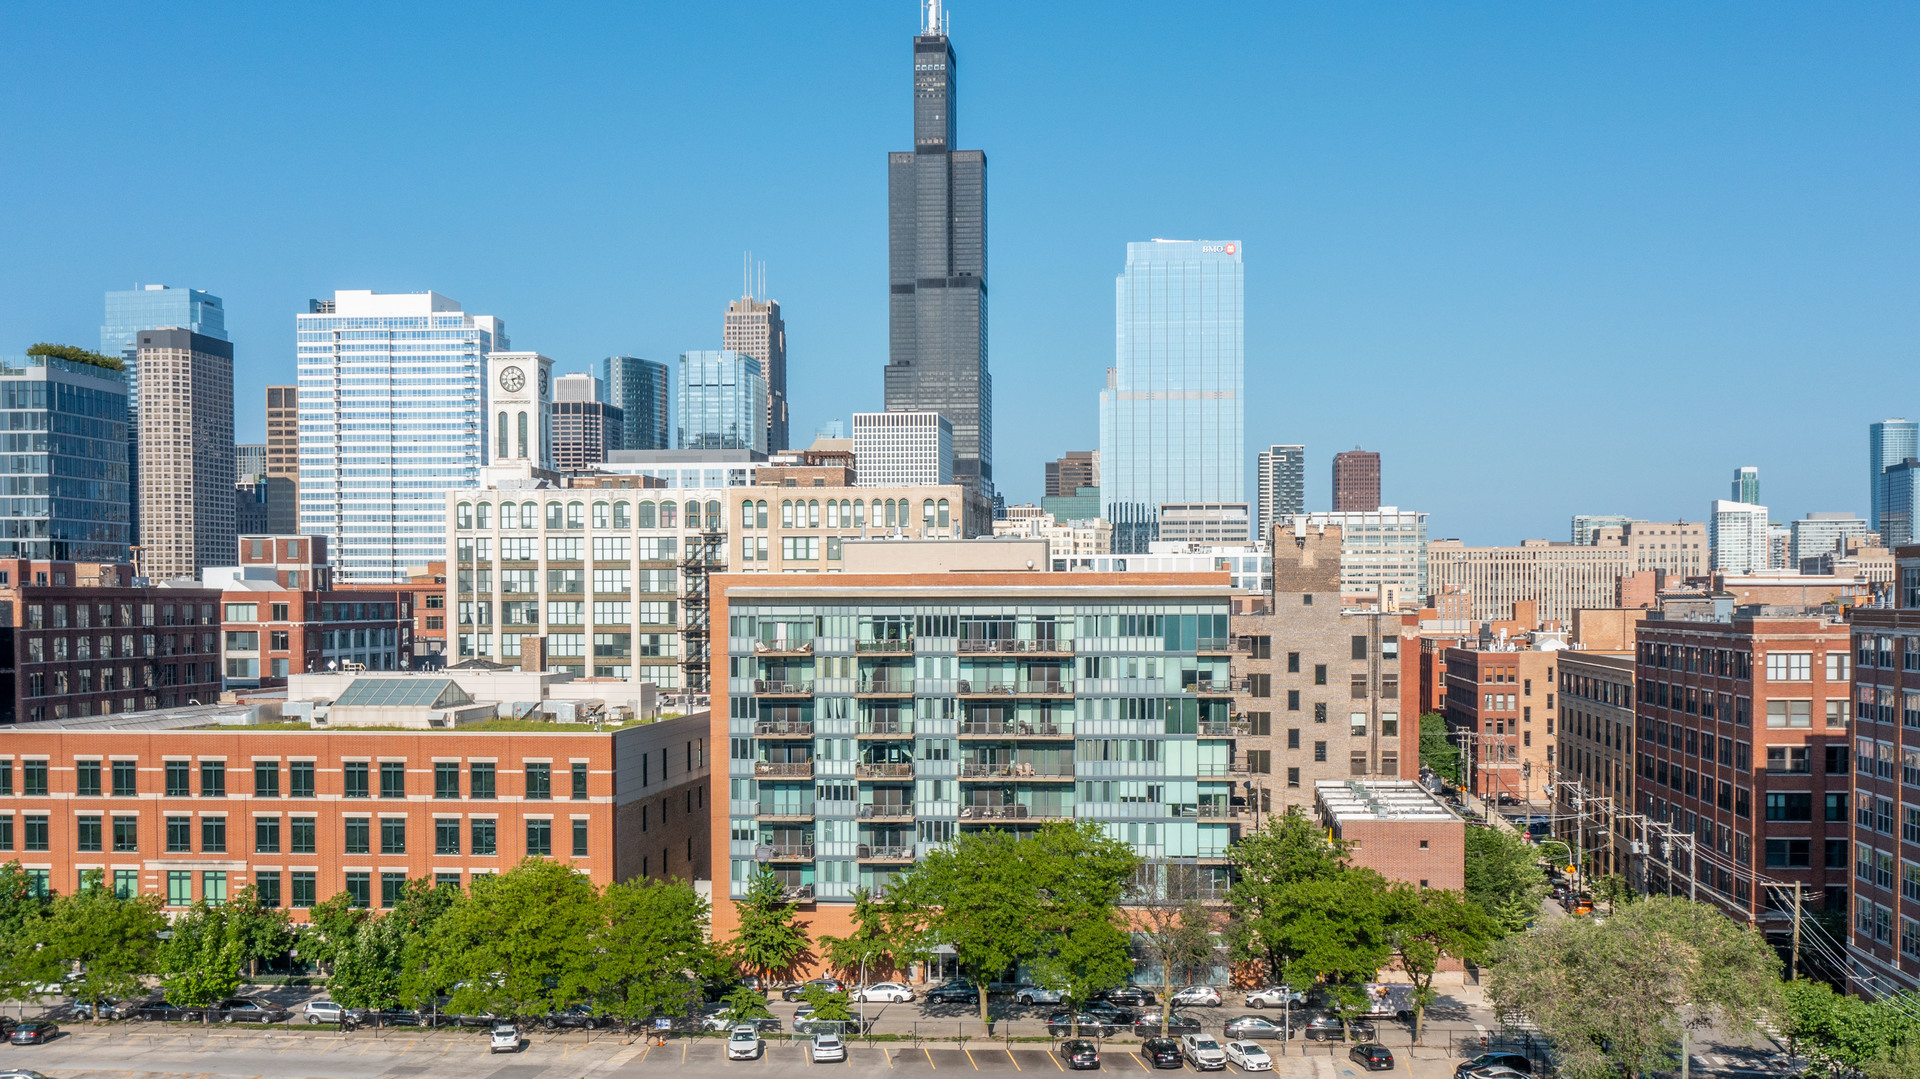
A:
0;354;130;562
605;356;670;452
717;574;1239;910
1869;420;1918;533
1100;240;1246;553
297;291;505;584
677;351;767;453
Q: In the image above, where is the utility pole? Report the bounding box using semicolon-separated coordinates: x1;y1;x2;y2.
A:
1789;882;1804;980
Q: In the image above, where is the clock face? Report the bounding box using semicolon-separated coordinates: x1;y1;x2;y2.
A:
499;366;525;392
539;368;549;394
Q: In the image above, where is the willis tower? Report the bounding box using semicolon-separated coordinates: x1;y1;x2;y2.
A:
886;0;992;516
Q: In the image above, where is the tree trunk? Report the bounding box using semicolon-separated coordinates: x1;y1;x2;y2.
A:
978;984;990;1029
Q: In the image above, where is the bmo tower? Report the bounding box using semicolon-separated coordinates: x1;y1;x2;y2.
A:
884;0;992;518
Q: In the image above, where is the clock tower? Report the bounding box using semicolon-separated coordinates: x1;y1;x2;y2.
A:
483;350;554;485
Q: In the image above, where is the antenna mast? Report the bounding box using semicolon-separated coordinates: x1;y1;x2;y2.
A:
922;0;946;35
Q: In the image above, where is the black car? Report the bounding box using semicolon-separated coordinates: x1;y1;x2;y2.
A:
782;978;846;1002
10;1022;58;1046
353;1009;425;1028
1351;1044;1395;1071
1046;1013;1120;1037
925;980;979;1005
0;1017;15;1038
1141;1037;1184;1068
134;1002;205;1022
1098;986;1156;1007
1131;1012;1203;1038
1061;1040;1101;1070
1456;1053;1533;1078
1080;1000;1136;1024
1223;1015;1286;1040
541;1004;606;1029
1302;1014;1374;1041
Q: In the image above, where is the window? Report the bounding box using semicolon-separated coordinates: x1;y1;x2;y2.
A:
1287;652;1300;673
381;872;406;909
471;762;496;799
76;814;102;852
167;870;192;906
471;818;497;855
289;761;315;798
1351;636;1367;660
1287;728;1301;749
76;760;101;797
345;872;371;909
165;760;190;796
1765;652;1811;681
166;815;191;852
112;868;137;898
1765;746;1810;773
1766;700;1812;728
344;762;369;798
379;761;405;799
344;816;371;854
1826;792;1849;821
255;872;282;909
1313;664;1327;685
112;760;136;797
1286;689;1300;711
435;762;460;799
254;761;279;798
1314;741;1327;762
202;871;227;906
572;819;588;857
526;762;551;800
112;816;137;852
1765;793;1812;821
1765;839;1811;868
571;762;588;800
255;817;281;853
290;871;316;908
380;818;406;855
1286;767;1300;788
200;816;226;852
436;819;461;855
291;816;316;854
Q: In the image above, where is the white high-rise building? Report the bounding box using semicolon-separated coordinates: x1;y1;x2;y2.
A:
298;290;506;583
852;411;952;487
1294;507;1428;598
1256;444;1304;536
1709;500;1770;574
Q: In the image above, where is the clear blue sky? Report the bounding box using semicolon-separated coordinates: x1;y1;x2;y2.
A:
2;2;1915;543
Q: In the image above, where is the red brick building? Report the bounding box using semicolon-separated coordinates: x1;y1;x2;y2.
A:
0;561;222;725
213;537;409;689
0;705;711;910
341;561;447;671
1313;779;1465;893
1442;641;1560;805
1635;607;1852;923
1844;546;1920;994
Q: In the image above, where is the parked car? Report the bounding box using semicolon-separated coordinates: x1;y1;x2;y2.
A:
1181;1034;1227;1071
298;999;345;1025
858;982;914;1003
1170;985;1222;1008
783;977;846;1002
1060;1040;1101;1071
1046;1013;1120;1038
69;998;133;1020
1141;1037;1184;1069
925;980;978;1005
1302;1013;1374;1041
356;1010;425;1028
1464;1067;1531;1079
1224;1015;1287;1040
489;1024;522;1053
810;1032;847;1064
1243;987;1306;1009
1081;1000;1136;1024
1099;986;1156;1007
0;1070;53;1079
726;1025;762;1061
1455;1053;1534;1079
1131;1012;1202;1038
1013;984;1063;1006
9;1022;59;1046
0;1018;16;1039
1225;1041;1273;1071
541;1004;605;1029
134;1002;204;1023
1351;1044;1396;1071
216;998;291;1023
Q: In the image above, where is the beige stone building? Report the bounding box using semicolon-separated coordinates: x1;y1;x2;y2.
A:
1427;539;1633;624
136;328;234;581
726;467;969;573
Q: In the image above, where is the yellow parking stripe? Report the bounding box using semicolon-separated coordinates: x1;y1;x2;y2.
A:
964;1048;979;1070
1132;1052;1150;1071
924;1047;937;1070
1048;1051;1064;1071
1006;1049;1021;1071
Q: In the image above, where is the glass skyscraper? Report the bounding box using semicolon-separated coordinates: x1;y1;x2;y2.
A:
677;351;767;453
884;0;992;507
605;355;670;451
0;353;130;562
297;290;505;583
1869;419;1918;533
1100;240;1245;553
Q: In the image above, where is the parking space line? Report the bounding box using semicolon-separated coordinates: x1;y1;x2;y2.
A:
1131;1052;1148;1071
1048;1051;1064;1071
925;1047;937;1069
1005;1049;1021;1071
964;1048;979;1070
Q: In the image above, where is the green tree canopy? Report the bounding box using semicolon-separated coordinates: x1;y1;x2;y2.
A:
428;859;603;1018
728;867;813;990
595;878;718;1026
1463;824;1548;935
27;342;123;372
817;887;910;982
1135;871;1219;1038
16;876;167;1012
1418;713;1462;787
1383;884;1498;1042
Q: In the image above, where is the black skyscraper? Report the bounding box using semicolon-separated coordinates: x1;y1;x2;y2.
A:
885;0;991;506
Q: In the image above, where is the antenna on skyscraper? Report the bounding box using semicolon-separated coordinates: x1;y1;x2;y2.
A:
742;250;752;299
922;0;946;35
758;261;766;300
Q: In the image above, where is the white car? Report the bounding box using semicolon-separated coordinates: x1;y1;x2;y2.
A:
1013;984;1063;1005
726;1025;762;1061
1243;987;1306;1009
302;999;348;1024
1225;1041;1273;1071
858;982;914;1003
489;1024;521;1053
810;1032;847;1063
1170;985;1222;1008
1182;1034;1228;1071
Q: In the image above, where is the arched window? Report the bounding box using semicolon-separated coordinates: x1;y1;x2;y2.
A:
937;499;950;528
684;500;700;528
742;500;756;528
706;500;721;530
923;500;936;530
522;501;537;526
808;500;820;528
842;499;853;524
826;501;840;528
593;502;610;529
500;502;519;530
547;502;565;530
517;411;529;459
854;500;866;528
782;501;794;528
636;501;655;528
476;503;491;529
885;500;898;528
660;501;677;528
613;502;630;528
496;412;509;460
756;501;768;529
567;501;585;529
456;503;473;530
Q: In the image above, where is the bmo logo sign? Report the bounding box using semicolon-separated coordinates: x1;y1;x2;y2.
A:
1201;243;1237;254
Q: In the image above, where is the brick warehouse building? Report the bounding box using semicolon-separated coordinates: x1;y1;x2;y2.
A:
214;536;410;688
1844;546;1920;995
0;708;710;909
1444;641;1560;805
0;561;222;725
1635;606;1852;924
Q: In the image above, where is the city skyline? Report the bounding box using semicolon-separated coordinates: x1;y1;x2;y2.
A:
3;4;1916;543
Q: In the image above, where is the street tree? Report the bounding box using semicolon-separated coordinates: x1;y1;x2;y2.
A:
429;859;603;1019
160;924;244;1011
797;983;854;1026
1779;979;1919;1074
1488;896;1783;1079
1418;713;1462;787
594;878;718;1030
1030;910;1135;1037
891;828;1040;1026
818;887;911;983
1383;884;1497;1042
728;867;812;993
722;984;774;1022
1134;866;1219;1038
1266;870;1391;1037
329;917;407;1012
1463;825;1548;935
389;878;461;1013
299;892;370;975
1225;810;1350;981
0;860;55;1001
19;877;166;1016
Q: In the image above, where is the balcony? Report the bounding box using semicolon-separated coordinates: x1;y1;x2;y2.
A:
957;638;1074;655
857;804;915;820
855;640;914;654
1196;756;1255;778
856;844;915;862
959;719;1071;738
781;884;815;903
856;679;914;697
957;680;1014;696
1226;637;1256;653
1197;637;1233;654
755;719;814;738
1014;680;1074;696
1191;678;1245;695
1196;804;1246;819
755;844;814;861
754;761;815;778
755;804;815;821
855;762;914;779
754;639;814;656
957;803;1069;821
857;719;914;738
1198;719;1252;737
959;762;1074;781
754;679;814;697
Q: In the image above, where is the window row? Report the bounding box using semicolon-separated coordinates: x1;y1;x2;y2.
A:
0;759;591;800
0;813;589;860
457;499;719;531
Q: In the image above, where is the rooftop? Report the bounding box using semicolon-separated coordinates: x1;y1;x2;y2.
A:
1314;779;1460;825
